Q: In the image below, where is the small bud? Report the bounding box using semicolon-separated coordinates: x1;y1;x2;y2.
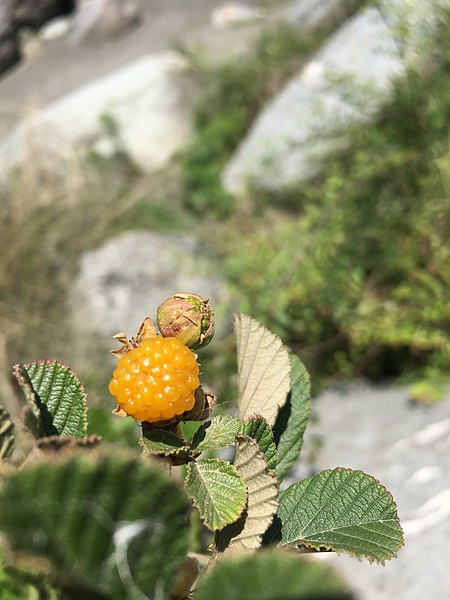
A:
157;293;215;350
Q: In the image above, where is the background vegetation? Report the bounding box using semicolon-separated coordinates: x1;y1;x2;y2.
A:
184;5;450;390
0;3;449;420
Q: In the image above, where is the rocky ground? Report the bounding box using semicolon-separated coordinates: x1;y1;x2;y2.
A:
0;0;266;140
290;384;450;600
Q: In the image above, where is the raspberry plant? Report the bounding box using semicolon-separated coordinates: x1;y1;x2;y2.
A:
0;294;404;600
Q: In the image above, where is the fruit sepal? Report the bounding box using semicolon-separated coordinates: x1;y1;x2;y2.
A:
111;317;158;358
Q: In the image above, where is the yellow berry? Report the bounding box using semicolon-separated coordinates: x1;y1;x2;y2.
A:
109;337;200;422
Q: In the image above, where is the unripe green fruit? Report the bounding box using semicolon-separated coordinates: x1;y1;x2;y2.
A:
157;293;215;350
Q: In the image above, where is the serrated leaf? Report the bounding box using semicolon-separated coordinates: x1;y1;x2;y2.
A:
279;468;404;563
274;354;311;481
192;415;241;452
216;436;278;555
139;428;192;460
194;550;351;600
185;458;247;531
36;435;102;454
14;361;87;438
240;415;277;470
191;415;278;470
235;314;291;425
0;404;15;460
0;448;189;600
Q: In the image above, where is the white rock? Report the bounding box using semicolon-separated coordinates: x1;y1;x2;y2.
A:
69;231;229;339
406;466;442;486
211;2;264;29
224;0;444;195
0;52;191;175
289;383;450;600
223;6;404;194
280;0;357;31
70;0;140;44
40;16;71;42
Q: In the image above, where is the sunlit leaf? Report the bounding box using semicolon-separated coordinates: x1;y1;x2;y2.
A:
279;468;404;563
192;416;241;452
216;436;278;555
14;361;88;438
185;458;247;531
235;314;290;425
274;354;311;481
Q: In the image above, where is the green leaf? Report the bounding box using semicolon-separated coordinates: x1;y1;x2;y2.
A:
185;458;247;531
192;416;277;470
240;415;277;470
0;404;15;460
194;550;352;600
235;314;291;425
139;428;192;460
14;361;88;438
216;436;278;555
279;468;404;563
0;562;59;600
192;415;241;452
0;448;189;600
274;354;311;482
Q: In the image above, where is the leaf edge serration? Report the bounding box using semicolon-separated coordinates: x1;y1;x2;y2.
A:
13;360;89;438
279;467;405;565
185;458;247;532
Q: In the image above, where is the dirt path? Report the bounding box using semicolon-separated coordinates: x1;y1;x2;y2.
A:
0;0;266;138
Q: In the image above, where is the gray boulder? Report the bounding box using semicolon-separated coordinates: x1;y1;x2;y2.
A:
70;0;140;45
289;383;450;600
223;0;443;195
0;51;191;175
279;0;361;32
69;230;229;340
223;6;404;194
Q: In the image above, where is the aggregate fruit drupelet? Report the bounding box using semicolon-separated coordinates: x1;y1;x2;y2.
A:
108;336;200;423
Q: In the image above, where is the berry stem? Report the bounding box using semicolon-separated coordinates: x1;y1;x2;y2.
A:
141;421;183;438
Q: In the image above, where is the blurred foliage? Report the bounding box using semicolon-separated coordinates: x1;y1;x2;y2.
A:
0;561;59;600
87;406;139;446
180;24;323;219
1;3;449;420
0;152;186;415
0;157;131;370
220;7;450;383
